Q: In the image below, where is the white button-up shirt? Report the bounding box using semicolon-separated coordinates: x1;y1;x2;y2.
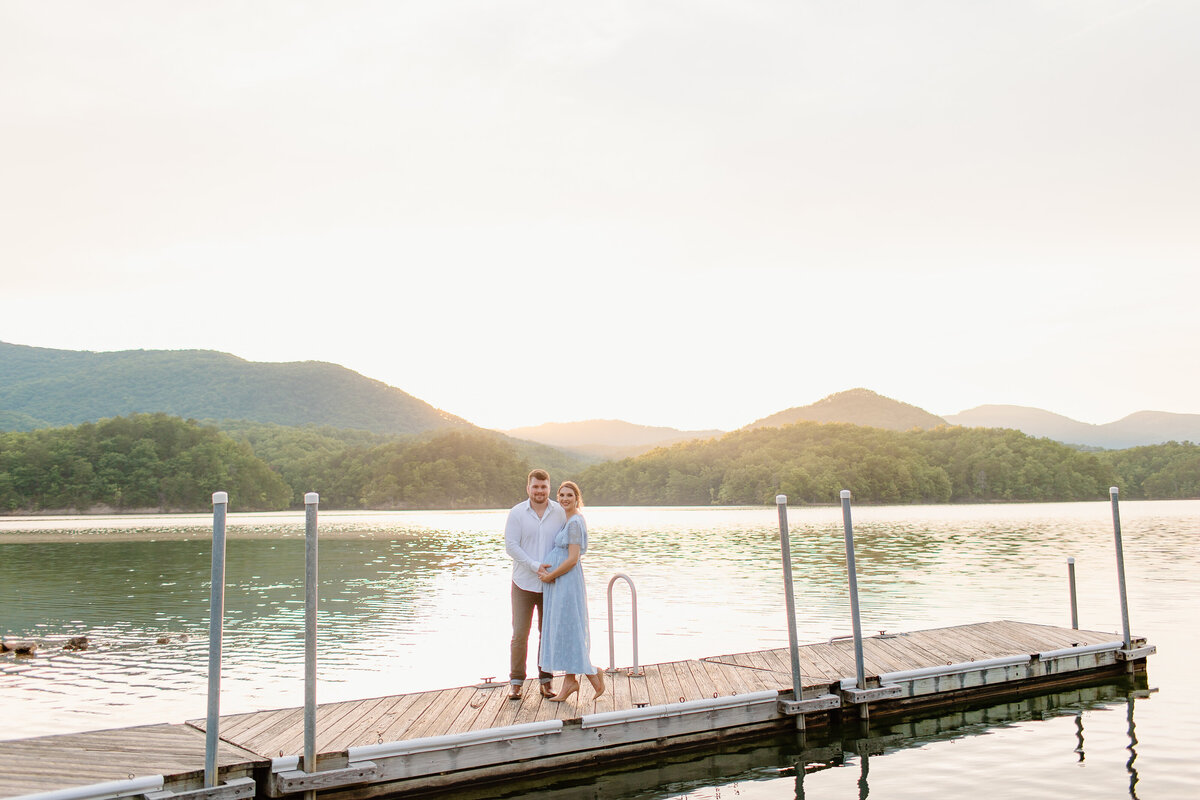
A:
505;499;567;593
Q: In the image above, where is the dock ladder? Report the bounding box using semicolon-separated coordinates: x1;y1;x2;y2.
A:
606;573;643;677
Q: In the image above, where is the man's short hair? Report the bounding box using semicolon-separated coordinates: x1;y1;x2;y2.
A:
527;468;550;484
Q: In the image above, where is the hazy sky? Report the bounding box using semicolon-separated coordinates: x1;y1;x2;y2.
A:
3;1;1197;431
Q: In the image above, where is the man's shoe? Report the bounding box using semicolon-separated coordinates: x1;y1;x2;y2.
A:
507;685;522;700
539;682;556;698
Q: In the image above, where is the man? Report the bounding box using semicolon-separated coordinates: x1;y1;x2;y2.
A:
504;468;567;699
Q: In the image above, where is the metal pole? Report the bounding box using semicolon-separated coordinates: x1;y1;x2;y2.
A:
840;490;866;690
1110;487;1132;648
304;492;319;777
1067;557;1079;630
776;495;804;703
204;491;229;788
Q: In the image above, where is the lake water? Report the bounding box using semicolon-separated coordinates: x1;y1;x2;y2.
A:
2;501;1198;798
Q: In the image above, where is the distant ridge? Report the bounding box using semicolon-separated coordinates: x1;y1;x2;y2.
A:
504;419;725;460
745;388;946;432
0;341;470;435
945;405;1200;449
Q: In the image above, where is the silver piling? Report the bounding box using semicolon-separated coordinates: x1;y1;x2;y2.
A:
840;490;866;691
204;491;229;788
1067;557;1079;629
1110;487;1132;648
304;492;319;781
775;495;804;705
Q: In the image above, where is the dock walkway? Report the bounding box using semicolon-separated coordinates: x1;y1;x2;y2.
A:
0;620;1153;800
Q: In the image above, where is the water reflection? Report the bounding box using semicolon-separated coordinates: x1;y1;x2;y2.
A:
431;677;1148;800
1127;696;1140;800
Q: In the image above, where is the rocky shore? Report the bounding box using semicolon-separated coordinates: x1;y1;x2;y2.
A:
0;633;191;656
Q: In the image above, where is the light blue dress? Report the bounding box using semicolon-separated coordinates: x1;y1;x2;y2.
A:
539;515;596;675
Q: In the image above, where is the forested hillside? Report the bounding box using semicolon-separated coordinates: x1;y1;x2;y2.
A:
580;422;1200;505
0;414;292;512
0;341;468;435
0;415;592;513
215;420;593;508
3;415;1196;514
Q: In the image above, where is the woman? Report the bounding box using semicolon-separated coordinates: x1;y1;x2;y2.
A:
538;481;605;701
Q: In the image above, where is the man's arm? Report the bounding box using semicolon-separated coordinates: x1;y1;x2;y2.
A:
504;508;541;573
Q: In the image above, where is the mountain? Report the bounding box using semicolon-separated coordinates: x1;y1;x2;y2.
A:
503;420;725;460
744;388;946;432
0;341;470;435
945;405;1200;449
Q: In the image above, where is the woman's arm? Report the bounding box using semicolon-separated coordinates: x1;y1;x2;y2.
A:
539;543;580;582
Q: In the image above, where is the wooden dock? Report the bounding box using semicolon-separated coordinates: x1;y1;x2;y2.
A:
0;620;1154;800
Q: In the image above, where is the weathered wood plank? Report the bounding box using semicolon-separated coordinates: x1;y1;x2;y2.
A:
487;685;526;729
904;628;983;665
375;690;441;743
967;621;1037;654
610;668;631;713
759;649;815;686
803;642;858;681
872;635;943;673
696;662;729;695
657;661;684;703
449;685;502;735
942;626;1005;658
949;623;1023;657
236;708;308;758
711;658;768;692
442;686;501;736
684;659;721;700
315;695;392;753
696;658;737;698
670;660;701;703
0;724;260;798
671;661;704;700
512;682;547;725
190;706;288;744
858;639;906;674
404;687;475;742
642;664;668;706
345;693;425;749
627;671;651;707
267;698;372;758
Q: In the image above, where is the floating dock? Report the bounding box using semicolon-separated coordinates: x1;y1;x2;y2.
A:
0;620;1154;800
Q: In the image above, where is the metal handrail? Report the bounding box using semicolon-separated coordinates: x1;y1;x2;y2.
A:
606;573;643;676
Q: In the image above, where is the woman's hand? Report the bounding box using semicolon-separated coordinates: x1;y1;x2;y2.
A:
538;564;554;583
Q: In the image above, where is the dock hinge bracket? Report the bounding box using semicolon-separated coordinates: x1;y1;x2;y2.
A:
146;778;256;800
841;684;904;704
269;763;380;795
778;693;842;716
1116;645;1156;661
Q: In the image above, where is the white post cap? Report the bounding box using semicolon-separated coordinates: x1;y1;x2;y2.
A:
304;492;320;504
840;489;851;499
212;491;228;505
1109;486;1119;495
775;494;787;505
1067;557;1075;564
